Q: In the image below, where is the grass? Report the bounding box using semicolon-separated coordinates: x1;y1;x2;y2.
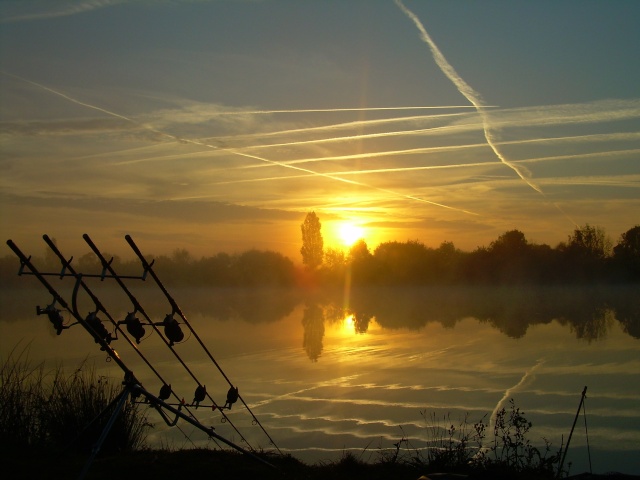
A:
0;347;587;479
0;344;150;457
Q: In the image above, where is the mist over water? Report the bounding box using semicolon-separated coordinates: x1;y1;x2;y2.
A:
1;285;639;474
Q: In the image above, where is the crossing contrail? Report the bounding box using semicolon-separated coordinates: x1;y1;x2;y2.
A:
394;0;543;195
2;70;478;216
239;143;490;169
198;111;477;143
210;159;498;185
224;122;480;153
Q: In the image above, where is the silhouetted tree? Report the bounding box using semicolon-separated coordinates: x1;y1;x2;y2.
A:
194;252;234;286
171;248;193;265
560;224;612;282
349;239;377;282
349;239;371;263
490;230;527;254
77;252;102;272
323;248;346;270
300;212;324;270
567;224;612;259
460;247;492;284
234;250;295;286
320;247;347;285
432;241;463;283
613;225;640;281
487;230;531;283
373;240;431;284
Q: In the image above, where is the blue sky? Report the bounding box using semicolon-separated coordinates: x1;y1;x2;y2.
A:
1;0;639;260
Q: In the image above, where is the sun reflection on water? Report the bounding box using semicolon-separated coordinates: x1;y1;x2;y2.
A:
343;314;354;333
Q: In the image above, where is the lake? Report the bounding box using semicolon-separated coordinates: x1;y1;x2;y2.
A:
1;283;639;475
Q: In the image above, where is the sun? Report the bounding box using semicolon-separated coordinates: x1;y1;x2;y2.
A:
338;223;365;247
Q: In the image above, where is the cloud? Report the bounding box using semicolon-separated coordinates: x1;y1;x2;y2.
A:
0;0;127;23
0;191;298;224
0;117;153;138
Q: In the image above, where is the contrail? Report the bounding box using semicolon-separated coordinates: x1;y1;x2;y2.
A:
0;71;179;143
489;359;544;431
208;160;498;186
394;0;543;195
208;105;493;115
2;70;477;216
199;111;477;142
239;143;490;169
230;151;480;216
224;122;480;153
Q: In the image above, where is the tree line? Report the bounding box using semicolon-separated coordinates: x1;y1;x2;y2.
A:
0;247;297;288
1;217;639;288
301;212;640;286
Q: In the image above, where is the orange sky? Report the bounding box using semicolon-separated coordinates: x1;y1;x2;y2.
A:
2;1;639;263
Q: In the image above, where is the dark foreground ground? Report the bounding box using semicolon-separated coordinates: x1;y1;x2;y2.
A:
3;448;639;480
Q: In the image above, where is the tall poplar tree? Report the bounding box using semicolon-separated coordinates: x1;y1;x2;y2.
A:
300;211;323;270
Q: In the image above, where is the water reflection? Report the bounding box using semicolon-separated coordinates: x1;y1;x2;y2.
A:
293;286;640;362
3;285;639;365
302;302;324;362
1;284;639;474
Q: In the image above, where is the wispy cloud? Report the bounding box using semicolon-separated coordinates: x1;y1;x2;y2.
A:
2;71;480;217
0;0;126;23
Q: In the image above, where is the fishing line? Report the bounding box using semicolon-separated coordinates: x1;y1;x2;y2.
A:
125;234;283;453
41;235;210;432
582;394;592;474
6;239;277;470
82;234;253;449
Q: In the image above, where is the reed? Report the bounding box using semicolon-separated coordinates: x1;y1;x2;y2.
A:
0;344;151;454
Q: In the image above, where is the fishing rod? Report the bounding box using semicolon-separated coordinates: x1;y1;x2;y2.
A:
130;382;276;470
125;234;282;454
41;235;209;435
6;240;133;379
6;238;274;470
82;234;253;448
556;386;588;479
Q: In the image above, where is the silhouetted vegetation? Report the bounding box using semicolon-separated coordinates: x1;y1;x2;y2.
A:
2;223;639;290
0;350;575;480
407;400;563;478
0;346;150;457
324;224;640;286
1;346;569;479
300;211;324;271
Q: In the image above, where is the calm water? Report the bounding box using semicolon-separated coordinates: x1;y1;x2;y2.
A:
1;284;639;475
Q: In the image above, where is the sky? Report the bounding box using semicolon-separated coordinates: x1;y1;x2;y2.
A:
1;0;639;262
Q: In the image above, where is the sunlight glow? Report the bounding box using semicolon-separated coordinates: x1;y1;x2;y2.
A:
338;314;355;336
338;223;365;247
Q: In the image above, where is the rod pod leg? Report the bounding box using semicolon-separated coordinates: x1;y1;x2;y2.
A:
78;386;132;480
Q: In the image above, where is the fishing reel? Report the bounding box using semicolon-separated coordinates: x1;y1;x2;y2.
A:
85;310;113;346
119;311;146;344
36;300;72;335
157;313;184;346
